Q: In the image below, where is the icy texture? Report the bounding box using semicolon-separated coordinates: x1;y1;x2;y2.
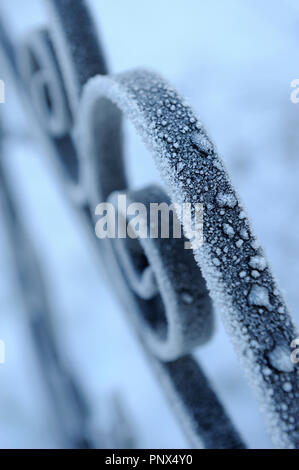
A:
79;69;299;448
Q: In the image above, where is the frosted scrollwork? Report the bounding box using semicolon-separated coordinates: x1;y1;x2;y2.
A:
78;69;298;448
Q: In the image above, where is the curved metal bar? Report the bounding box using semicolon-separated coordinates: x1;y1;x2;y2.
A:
153;355;245;449
108;185;214;360
46;0;108;115
77;69;298;448
104;184;244;447
18;28;77;179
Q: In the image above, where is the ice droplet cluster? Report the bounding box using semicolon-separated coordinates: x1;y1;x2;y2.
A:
81;69;298;448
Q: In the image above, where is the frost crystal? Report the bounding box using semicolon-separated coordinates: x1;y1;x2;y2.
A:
251;270;260;279
248;285;272;310
267;344;294;373
223;223;235;238
249;256;266;271
191;132;213;154
216;192;237;208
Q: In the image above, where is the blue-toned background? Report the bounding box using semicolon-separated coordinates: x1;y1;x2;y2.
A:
0;0;298;448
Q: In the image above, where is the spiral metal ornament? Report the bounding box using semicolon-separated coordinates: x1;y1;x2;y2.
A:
108;184;214;360
77;69;298;448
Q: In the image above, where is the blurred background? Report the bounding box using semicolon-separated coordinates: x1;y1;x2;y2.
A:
0;0;298;448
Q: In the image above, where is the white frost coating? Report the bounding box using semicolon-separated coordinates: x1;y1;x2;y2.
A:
78;69;298;449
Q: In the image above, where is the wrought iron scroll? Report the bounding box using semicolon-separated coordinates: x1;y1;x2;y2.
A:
0;0;298;449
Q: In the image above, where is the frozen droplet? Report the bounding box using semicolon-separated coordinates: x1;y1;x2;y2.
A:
250;339;259;349
251;240;260;250
177;162;185;173
267;344;294;373
181;291;194;305
191;132;212;154
249;256;266;271
212;257;221;267
251;270;260;279
282;382;292;392
216;192;237;209
223;223;235;238
248;285;272;310
262;367;272;376
240;228;249;240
